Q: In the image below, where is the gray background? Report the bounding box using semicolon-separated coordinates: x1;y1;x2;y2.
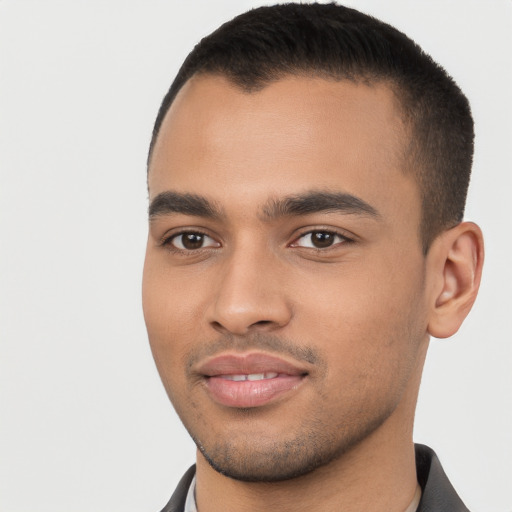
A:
1;1;511;511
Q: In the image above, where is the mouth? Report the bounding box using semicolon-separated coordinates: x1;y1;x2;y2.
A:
197;352;309;408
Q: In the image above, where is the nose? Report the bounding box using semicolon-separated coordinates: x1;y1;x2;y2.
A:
207;245;293;335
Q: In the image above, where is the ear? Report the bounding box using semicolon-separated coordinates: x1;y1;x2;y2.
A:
427;221;484;339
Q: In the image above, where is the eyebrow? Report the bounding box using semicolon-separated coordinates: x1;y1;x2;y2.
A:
148;191;223;220
261;191;380;220
148;189;380;221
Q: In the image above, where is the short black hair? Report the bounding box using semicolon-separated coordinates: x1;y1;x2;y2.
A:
148;2;474;252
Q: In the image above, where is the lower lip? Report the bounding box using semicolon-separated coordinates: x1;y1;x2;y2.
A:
205;374;304;408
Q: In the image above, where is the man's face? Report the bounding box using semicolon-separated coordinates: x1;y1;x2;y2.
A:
143;75;431;481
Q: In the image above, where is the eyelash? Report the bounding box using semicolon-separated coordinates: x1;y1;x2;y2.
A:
160;230;218;253
289;229;354;250
160;228;354;253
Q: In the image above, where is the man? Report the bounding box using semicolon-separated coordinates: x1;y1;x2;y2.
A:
142;3;484;511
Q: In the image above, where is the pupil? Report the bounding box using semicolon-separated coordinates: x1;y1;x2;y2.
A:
183;233;204;249
312;231;334;248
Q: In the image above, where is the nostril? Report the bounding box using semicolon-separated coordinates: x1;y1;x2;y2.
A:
211;321;225;332
251;320;273;327
210;319;277;335
208;297;293;334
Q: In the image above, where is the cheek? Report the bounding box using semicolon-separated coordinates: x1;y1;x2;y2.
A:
295;258;427;382
142;255;202;386
143;250;205;332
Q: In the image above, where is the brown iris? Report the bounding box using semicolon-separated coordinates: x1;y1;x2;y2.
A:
181;233;205;249
311;231;336;248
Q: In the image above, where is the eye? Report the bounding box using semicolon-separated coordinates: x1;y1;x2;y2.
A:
166;232;220;251
291;230;350;249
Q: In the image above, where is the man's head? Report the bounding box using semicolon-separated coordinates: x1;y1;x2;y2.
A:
147;2;474;252
143;3;483;484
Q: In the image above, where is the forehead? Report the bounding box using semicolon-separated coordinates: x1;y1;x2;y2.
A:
148;74;417;224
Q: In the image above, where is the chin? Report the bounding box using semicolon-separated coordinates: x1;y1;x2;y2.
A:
197;437;335;482
191;410;390;483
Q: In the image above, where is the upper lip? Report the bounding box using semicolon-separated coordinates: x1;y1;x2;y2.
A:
196;352;308;377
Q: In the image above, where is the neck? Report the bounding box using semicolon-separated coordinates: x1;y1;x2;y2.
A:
196;434;418;512
195;407;420;511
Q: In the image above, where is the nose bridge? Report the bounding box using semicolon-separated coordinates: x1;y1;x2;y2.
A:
209;236;291;334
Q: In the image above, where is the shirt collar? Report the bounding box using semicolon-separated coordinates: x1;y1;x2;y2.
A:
183;475;197;512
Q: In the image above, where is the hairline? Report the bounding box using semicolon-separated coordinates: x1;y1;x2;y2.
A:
148;69;414;167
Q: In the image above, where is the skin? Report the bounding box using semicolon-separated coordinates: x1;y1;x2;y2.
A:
143;75;483;511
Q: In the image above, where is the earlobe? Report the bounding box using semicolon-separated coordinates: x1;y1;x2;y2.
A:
427;222;484;339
